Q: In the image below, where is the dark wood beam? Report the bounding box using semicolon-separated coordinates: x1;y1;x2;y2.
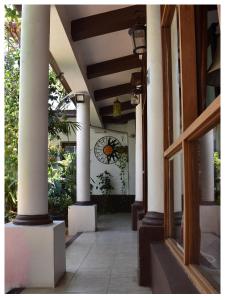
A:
71;5;146;41
94;83;132;101
87;55;141;79
100;101;134;115
102;112;135;124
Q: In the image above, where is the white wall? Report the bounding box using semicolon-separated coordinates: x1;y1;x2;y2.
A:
106;119;136;195
90;126;128;195
52;117;136;195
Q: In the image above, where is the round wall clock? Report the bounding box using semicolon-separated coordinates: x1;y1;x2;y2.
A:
94;136;122;164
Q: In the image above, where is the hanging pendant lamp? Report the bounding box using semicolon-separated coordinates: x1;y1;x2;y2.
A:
113;98;122;118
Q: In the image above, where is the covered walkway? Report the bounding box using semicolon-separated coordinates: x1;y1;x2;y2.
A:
21;214;151;294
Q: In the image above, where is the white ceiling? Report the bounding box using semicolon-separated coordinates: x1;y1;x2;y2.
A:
53;4;137;120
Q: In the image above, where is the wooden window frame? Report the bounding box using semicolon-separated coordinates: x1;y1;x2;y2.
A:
161;4;221;293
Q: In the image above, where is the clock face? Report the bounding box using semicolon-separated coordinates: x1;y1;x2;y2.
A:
94;136;122;164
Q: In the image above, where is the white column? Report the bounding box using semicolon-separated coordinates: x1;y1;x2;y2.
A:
135;96;143;202
76;94;90;203
68;94;96;235
16;5;50;218
6;6;66;289
147;5;164;212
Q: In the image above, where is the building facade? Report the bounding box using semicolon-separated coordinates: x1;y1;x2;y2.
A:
5;4;220;293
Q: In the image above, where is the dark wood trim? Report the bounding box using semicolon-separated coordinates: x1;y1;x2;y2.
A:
71;5;146;41
183;140;200;265
178;5;198;130
13;214;52;226
87;55;141;79
161;5;176;27
100;101;134;115
195;6;208;114
102;112;135;124
94;83;132;101
161;26;173;149
164;96;220;159
49;53;72;94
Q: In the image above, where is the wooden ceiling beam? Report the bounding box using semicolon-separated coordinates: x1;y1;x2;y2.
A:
100;101;134;115
87;55;141;79
94;83;132;101
102;112;135;124
71;5;146;41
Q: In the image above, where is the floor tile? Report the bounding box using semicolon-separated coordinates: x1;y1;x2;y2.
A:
21;213;151;294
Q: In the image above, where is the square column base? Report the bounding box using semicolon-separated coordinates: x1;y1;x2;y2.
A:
68;204;97;235
5;221;66;292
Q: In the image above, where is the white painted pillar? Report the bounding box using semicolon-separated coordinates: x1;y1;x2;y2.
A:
146;5;164;212
15;5;51;224
135;96;143;202
68;94;96;235
6;6;66;289
76;94;90;203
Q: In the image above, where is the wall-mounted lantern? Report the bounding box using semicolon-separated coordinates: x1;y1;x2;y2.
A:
131;93;140;106
128;24;146;57
75;93;85;103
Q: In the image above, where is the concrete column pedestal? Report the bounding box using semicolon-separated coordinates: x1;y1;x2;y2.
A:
68;205;97;235
5;221;66;292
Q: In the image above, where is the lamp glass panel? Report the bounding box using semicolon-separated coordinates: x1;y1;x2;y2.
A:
133;29;145;50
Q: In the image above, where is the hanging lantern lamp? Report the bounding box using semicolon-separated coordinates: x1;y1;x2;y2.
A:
113;98;122;118
128;24;146;56
131;94;140;106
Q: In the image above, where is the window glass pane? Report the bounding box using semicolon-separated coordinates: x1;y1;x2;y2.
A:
197;124;220;291
206;10;220;105
169;150;183;248
195;6;220;113
171;10;182;143
61;143;76;154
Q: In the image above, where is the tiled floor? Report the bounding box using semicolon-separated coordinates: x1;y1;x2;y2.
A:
22;213;151;294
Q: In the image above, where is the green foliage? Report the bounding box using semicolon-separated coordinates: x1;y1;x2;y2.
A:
4;5;79;222
116;152;128;194
48;144;76;224
96;171;114;195
214;151;220;205
4;7;20;222
48;68;80;140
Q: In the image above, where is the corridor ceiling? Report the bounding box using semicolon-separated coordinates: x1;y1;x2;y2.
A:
53;5;146;126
